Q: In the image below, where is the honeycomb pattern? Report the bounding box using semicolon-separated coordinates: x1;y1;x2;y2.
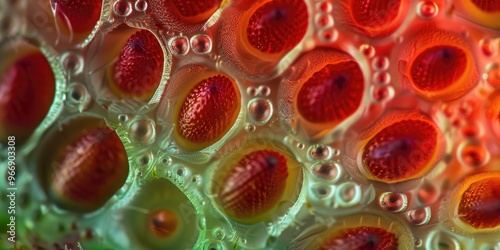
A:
1;0;500;249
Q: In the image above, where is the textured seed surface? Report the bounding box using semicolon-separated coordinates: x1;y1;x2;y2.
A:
51;0;102;33
458;177;500;229
246;0;308;53
218;150;289;219
351;0;401;28
50;127;129;213
112;30;164;99
176;75;239;149
471;0;500;12
410;46;467;91
297;61;364;123
319;226;398;250
172;0;222;17
362;119;437;181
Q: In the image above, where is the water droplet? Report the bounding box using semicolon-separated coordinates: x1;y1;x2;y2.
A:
113;0;132;17
457;141;490;168
312;184;332;199
372;56;389;71
129;119;155;145
336;182;361;207
485;64;500;88
134;0;147;12
415;238;423;247
245;123;256;132
371;85;394;102
479;39;497;57
379;192;407;212
296;143;305;149
191;34;212;54
169;36;189;56
248;98;273;124
316;1;332;13
307;144;332;160
257;85;271;96
212;228;225;240
162;157;172;165
417;181;438;205
313;162;341;181
247;87;258;96
136;151;151;167
205;241;222;250
118;114;128;123
66;82;87;103
407;207;431;226
318;28;338;43
176;167;185;176
61;52;83;75
373;72;391;85
360;44;375;58
461;122;482;138
417;1;439;19
315;13;334;28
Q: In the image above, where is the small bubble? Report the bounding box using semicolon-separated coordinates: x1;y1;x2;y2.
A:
61;52;83;75
129;119;155;145
314;13;333;28
316;1;332;13
371;85;394;103
134;0;147;11
191;34;212;54
67;83;86;103
176;167;185;176
379;192;407;212
257;85;271;96
485;64;500;88
417;181;438;205
336;182;361;207
307;144;331;160
373;72;391;85
248;98;273;124
113;0;132;17
162;157;172;165
461;122;482;138
312;162;340;181
407;207;431;226
372;56;389;71
360;44;375;58
312;184;332;198
479;39;496;57
318;28;338;43
246;87;258;96
296;143;305;149
457;141;490;168
212;228;225;240
118;114;128;123
245;123;256;132
415;238;423;247
417;1;439;19
136;152;151;167
192;175;202;185
169;36;189;56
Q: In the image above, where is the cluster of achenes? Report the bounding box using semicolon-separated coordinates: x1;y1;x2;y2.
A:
0;0;500;249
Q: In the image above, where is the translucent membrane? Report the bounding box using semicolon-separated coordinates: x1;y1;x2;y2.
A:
36;116;129;213
211;140;302;224
0;49;55;144
107;30;164;101
457;0;500;29
51;0;102;36
173;71;241;151
121;179;199;249
333;0;410;38
399;28;478;101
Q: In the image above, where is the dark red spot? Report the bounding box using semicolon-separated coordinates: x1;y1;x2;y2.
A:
0;52;55;143
112;30;163;99
459;177;500;229
176;75;240;149
219;150;288;219
297;61;364;123
320;226;398;250
246;0;308;53
471;0;500;12
51;127;129;213
51;0;102;34
410;46;467;91
351;0;402;28
362;119;438;181
172;0;222;17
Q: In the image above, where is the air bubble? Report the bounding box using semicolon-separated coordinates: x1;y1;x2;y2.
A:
246;86;258;96
316;1;332;13
191;34;212;54
169;36;190;56
118;114;128;123
427;231;461;250
372;56;389;71
61;52;84;75
407;207;431;226
318;28;338;43
485;64;500;88
134;0;147;12
66;82;87;104
360;44;375;58
479;39;497;57
417;181;438;205
296;143;305;150
373;72;391;85
176;167;185;176
312;162;341;182
379;192;408;212
457;140;490;168
136;151;151;167
248;98;273;124
312;184;332;199
212;228;225;240
314;13;333;28
245;124;256;132
191;175;202;185
307;144;332;160
162;157;172;165
417;1;438;19
129;119;155;145
113;0;133;17
335;182;361;207
371;85;394;103
257;85;271;96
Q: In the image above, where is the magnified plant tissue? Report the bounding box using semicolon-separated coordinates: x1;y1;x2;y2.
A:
1;0;500;249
